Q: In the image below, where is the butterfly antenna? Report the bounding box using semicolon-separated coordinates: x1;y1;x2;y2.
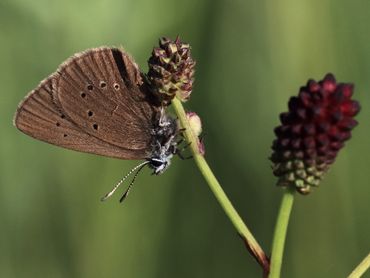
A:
119;162;148;203
101;161;149;202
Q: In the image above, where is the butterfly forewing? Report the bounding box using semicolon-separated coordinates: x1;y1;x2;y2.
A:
15;48;159;159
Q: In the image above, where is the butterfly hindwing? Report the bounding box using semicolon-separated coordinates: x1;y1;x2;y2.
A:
14;48;159;159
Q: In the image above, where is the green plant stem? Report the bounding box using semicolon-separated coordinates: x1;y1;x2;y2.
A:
348;252;370;278
269;188;295;278
172;98;269;272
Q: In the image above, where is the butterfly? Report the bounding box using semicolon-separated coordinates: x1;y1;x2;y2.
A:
14;47;180;201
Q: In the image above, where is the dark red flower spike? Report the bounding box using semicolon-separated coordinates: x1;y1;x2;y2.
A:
271;74;360;194
147;37;195;105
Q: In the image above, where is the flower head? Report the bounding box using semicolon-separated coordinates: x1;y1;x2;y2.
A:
271;73;360;194
147;37;195;104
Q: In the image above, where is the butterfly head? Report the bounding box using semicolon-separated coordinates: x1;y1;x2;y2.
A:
149;155;172;175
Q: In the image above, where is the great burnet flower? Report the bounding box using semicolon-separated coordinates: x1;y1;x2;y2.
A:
271;74;360;194
147;37;195;104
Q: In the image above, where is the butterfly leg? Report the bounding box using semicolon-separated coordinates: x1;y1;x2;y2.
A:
176;138;184;145
175;141;193;160
176;150;193;160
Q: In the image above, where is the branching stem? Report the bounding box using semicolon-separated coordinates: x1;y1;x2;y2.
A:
269;188;295;278
348;252;370;278
172;98;270;273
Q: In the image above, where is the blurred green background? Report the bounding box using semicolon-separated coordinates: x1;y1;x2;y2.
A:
1;0;369;277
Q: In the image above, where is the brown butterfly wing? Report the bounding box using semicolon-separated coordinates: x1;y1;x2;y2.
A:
14;48;158;159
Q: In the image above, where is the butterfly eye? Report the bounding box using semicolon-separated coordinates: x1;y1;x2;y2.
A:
80;92;86;98
87;84;93;91
150;158;163;168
